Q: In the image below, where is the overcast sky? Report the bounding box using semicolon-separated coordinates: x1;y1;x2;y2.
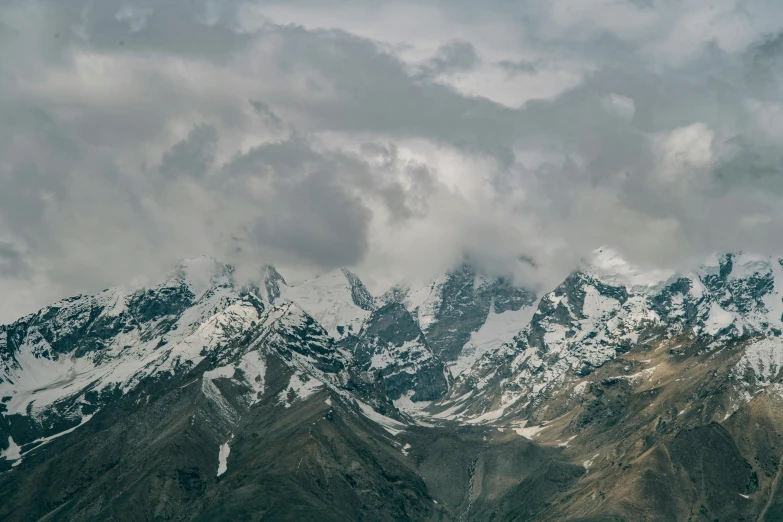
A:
2;0;783;321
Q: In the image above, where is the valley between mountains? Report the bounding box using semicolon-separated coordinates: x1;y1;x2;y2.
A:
3;251;783;520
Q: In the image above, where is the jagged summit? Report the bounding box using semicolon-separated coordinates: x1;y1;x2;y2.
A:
261;264;286;303
340;268;375;311
381;263;537;376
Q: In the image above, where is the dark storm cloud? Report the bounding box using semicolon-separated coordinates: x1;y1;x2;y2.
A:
420;41;481;77
250;172;371;268
219;135;424;262
259;25;520;164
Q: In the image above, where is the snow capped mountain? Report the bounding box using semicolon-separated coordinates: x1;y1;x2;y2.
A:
6;251;783;520
10;250;783;440
0;258;456;473
0;256;253;461
431;251;783;426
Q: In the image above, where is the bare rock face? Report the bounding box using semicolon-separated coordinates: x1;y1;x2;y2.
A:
343;302;450;402
382;264;537;363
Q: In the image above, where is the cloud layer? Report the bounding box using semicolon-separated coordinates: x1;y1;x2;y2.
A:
2;0;783;321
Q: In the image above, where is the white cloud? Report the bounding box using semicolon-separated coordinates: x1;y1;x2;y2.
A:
657;123;715;184
601;93;636;122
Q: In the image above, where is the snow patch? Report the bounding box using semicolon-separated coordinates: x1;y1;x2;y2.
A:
202;364;239;422
237;350;266;405
465;404;509;425
451;301;538;377
431;401;469;420
21;414;94;458
705;302;734;336
513;421;546;439
370;352;393;370
393;391;432;413
734;338;783;385
571;381;589;398
583;453;600;472
1;436;21;465
356;400;406;436
217;441;230;477
403;275;447;331
607;367;656;384
558;435;577;447
278;373;323;408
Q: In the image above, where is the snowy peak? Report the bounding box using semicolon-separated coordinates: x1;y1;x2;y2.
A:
0;261;366;473
260;302;348;377
0;274;252;460
581;249;783;338
642;253;783;338
698;253;779;320
277;269;375;339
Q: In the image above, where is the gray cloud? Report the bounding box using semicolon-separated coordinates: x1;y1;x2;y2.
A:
419;41;481;78
160;124;218;179
249;100;284;130
0;242;27;278
498;59;539;77
250;172;372;268
2;0;783;320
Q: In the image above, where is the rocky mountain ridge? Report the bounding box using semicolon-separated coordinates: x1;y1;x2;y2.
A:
3;251;783;520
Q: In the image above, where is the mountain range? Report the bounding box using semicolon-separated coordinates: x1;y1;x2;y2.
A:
3;251;783;520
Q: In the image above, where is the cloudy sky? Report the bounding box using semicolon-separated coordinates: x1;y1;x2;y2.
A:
2;0;783;321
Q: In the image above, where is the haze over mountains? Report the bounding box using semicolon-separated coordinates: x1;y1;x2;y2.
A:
3;250;783;520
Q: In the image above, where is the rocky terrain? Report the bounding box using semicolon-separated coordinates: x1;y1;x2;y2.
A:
3;251;783;520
